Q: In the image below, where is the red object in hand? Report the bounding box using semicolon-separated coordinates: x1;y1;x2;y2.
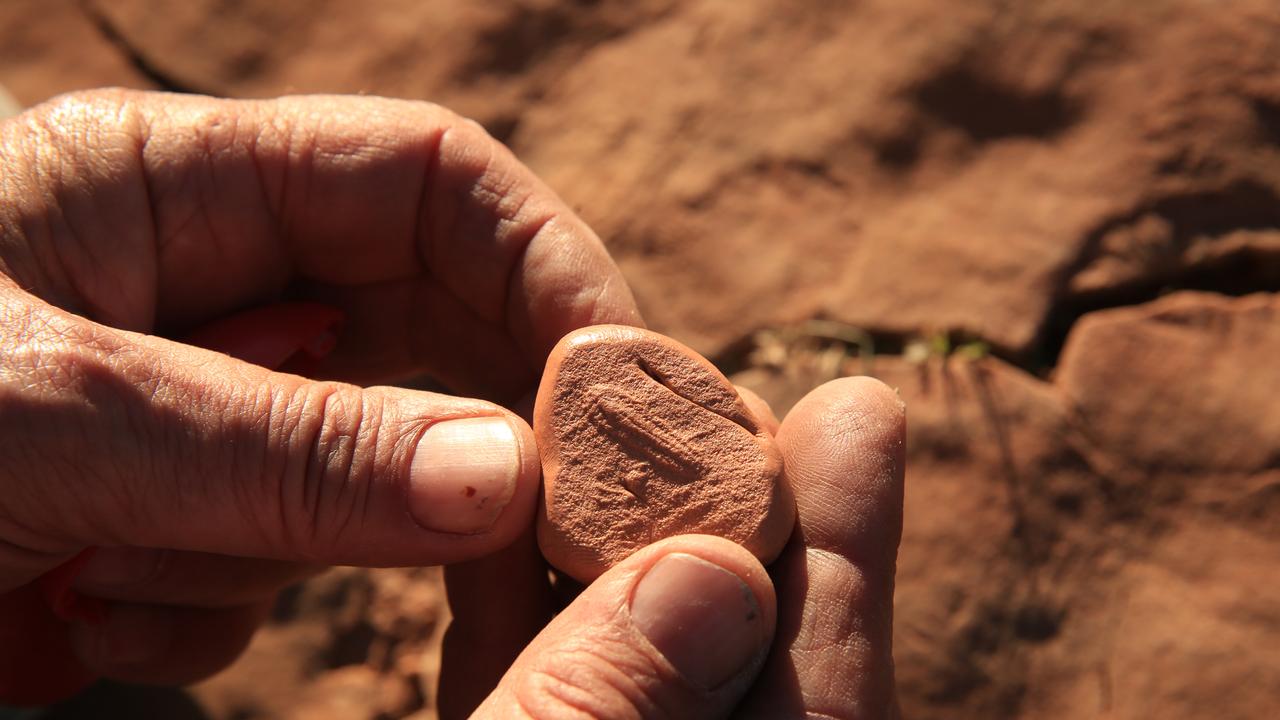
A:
181;303;344;374
0;302;343;707
38;550;108;625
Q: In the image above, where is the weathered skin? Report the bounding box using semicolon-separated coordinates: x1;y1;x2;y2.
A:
0;302;343;707
536;325;795;583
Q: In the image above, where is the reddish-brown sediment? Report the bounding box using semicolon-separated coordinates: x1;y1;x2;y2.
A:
535;325;794;583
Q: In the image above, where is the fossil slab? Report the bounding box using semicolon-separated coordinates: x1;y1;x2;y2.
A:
535;325;794;582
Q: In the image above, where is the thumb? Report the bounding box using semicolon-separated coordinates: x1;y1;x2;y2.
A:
475;535;776;720
0;296;541;585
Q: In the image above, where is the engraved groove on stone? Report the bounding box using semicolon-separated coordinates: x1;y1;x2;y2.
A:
635;354;673;393
587;384;706;481
636;352;759;435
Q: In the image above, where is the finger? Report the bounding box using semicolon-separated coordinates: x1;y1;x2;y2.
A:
741;377;906;718
477;535;775;720
0;294;542;578
68;600;270;686
70;548;319;608
4;90;642;391
736;384;781;435
439;526;556;720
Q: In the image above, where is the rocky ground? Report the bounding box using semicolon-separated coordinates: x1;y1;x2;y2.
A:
3;1;1278;718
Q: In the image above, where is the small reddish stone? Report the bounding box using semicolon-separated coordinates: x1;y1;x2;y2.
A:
535;325;795;583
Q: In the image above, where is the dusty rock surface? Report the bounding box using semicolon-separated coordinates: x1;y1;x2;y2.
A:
0;0;154;104
41;567;446;720
733;291;1280;719
2;1;1278;718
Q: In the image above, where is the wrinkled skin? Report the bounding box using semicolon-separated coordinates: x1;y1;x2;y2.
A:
0;90;903;718
1;301;342;704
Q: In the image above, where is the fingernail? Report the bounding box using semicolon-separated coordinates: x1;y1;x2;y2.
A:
630;553;767;689
408;416;521;534
75;548;163;589
71;605;173;667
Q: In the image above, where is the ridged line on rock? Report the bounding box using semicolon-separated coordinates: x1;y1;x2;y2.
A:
1034;181;1280;372
78;0;211;96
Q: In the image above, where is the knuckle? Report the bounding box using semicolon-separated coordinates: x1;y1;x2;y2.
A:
2;305;114;392
2;90;153;316
515;635;675;720
0;299;154;540
15;88;144;159
166;97;257;166
267;381;389;559
1;296;117;418
17;88;123;129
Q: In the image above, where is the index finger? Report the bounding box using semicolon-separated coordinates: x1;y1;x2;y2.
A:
7;90;641;372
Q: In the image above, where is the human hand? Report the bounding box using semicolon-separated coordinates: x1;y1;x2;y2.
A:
0;90;639;693
449;378;906;718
